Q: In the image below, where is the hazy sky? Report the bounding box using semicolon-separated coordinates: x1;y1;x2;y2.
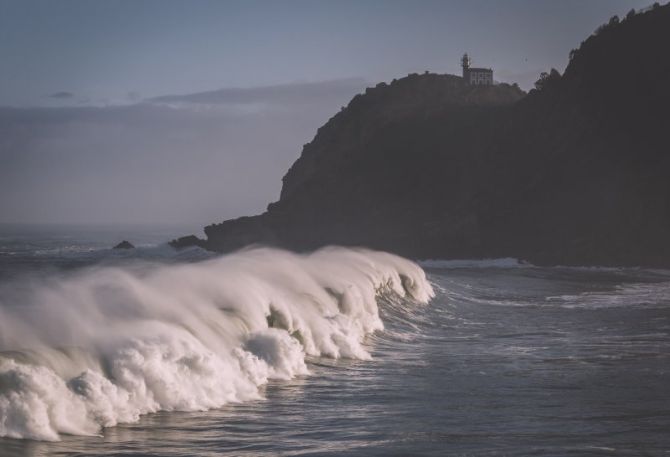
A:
0;0;657;228
0;0;654;106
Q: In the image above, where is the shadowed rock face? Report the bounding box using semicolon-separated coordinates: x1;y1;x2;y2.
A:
172;4;670;267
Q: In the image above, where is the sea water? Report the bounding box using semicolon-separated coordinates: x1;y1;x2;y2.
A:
1;225;669;456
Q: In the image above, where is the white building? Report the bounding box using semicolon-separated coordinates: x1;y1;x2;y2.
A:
461;53;493;86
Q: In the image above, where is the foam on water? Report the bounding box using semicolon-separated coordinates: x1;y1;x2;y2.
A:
0;247;433;441
546;280;670;309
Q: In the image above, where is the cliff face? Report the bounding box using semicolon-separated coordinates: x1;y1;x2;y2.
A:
173;4;670;267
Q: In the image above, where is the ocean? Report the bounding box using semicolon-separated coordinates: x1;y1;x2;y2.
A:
1;225;669;456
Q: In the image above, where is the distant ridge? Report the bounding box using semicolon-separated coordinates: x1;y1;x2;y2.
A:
173;3;670;267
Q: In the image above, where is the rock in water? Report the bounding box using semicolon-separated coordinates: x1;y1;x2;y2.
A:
113;240;135;249
169;235;204;250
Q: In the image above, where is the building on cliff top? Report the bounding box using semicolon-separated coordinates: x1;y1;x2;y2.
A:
461;53;493;85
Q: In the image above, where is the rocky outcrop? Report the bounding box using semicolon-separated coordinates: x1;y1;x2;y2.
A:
173;4;670;267
169;235;204;250
113;240;135;249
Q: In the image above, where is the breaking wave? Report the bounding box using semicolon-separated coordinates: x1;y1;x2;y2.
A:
0;247;433;441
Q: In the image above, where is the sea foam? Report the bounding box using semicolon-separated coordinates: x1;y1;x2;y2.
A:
0;247;433;441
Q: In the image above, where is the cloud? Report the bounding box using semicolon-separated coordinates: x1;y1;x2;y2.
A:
149;78;367;107
0;79;367;227
47;91;75;99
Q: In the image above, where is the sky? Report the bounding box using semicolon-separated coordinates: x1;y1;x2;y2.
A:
0;0;657;228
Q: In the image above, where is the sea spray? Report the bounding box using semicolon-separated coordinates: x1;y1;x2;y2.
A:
0;247;433;441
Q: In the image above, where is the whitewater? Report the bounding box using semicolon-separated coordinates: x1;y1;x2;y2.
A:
0;246;433;442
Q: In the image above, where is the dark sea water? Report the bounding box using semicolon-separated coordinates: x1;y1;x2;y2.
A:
1;226;669;456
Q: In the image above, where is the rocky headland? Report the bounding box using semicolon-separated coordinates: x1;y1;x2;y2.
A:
172;4;670;267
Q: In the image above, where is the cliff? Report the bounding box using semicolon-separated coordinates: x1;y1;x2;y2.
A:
173;4;670;267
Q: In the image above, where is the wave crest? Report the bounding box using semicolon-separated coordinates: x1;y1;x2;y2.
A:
0;247;433;441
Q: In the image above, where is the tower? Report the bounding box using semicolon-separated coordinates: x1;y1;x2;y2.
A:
461;53;471;79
